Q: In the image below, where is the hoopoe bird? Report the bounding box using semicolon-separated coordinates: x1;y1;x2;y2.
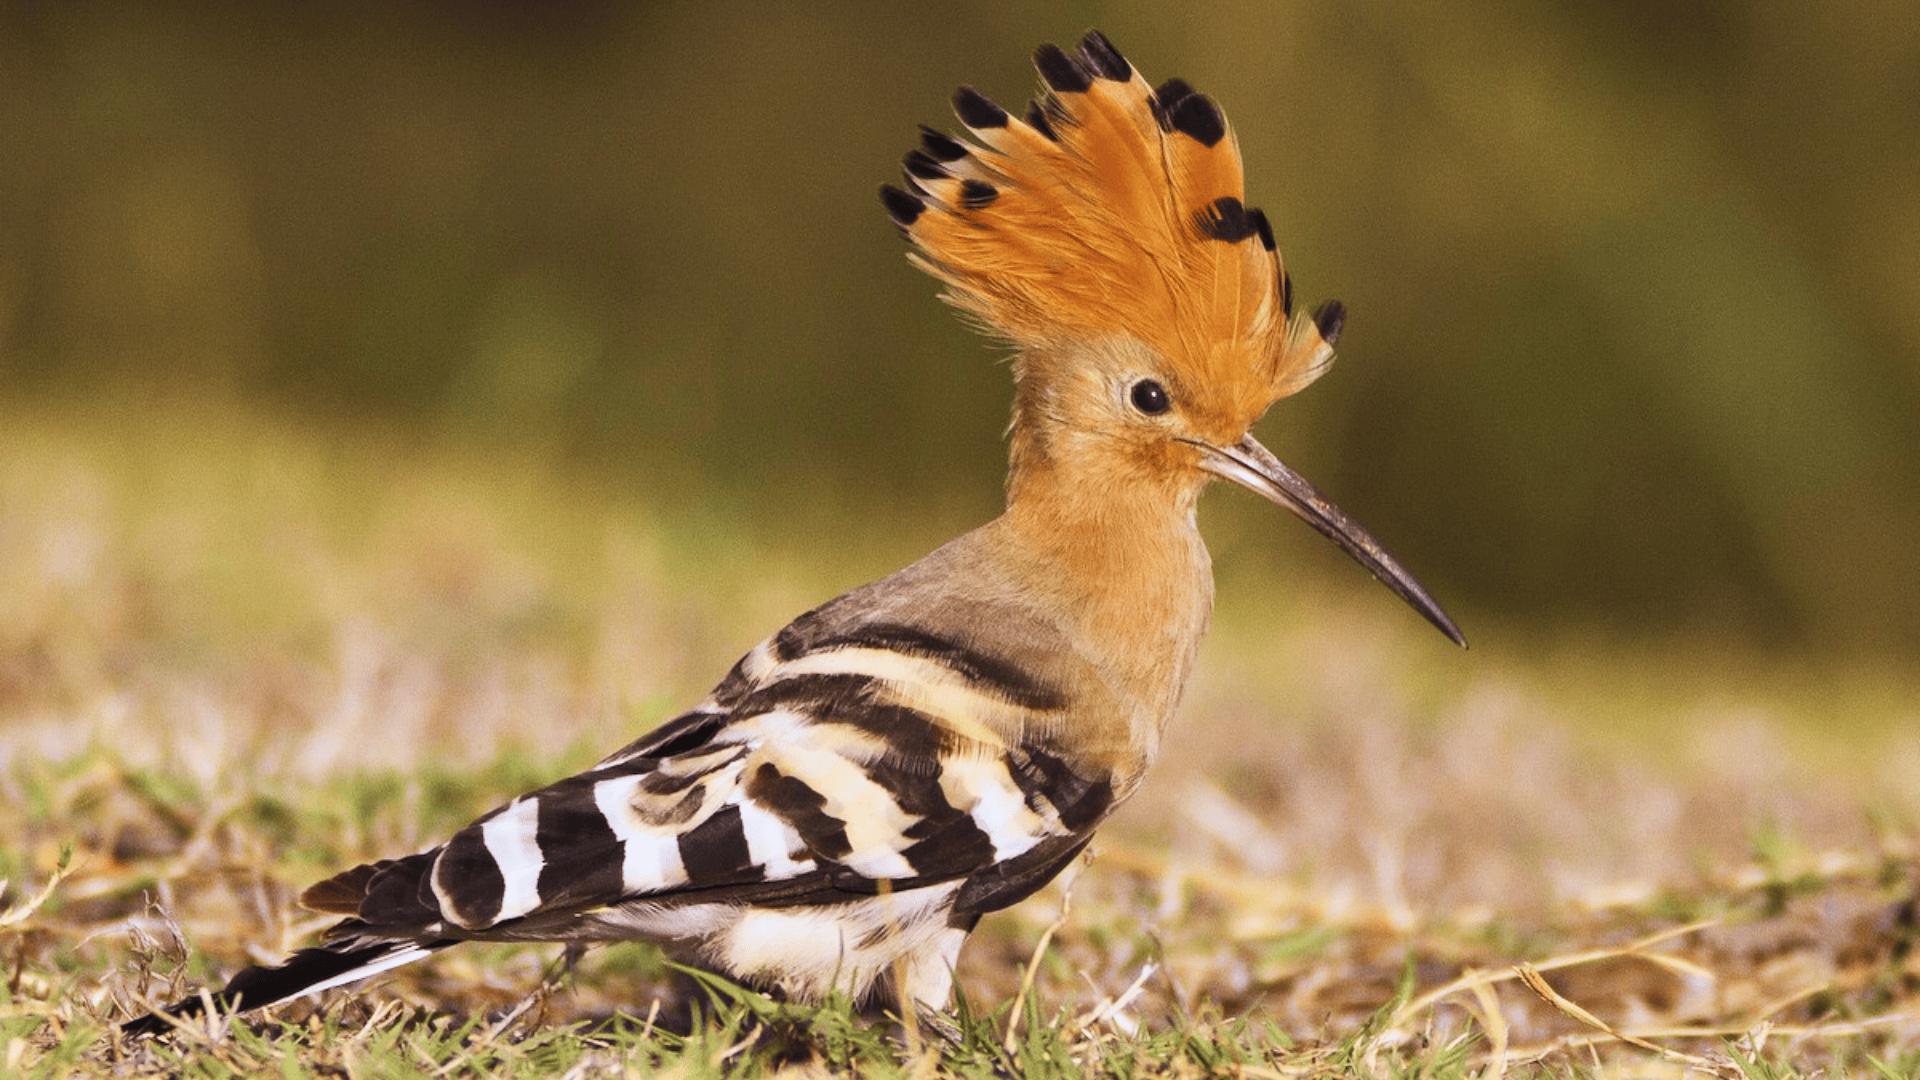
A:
124;30;1462;1037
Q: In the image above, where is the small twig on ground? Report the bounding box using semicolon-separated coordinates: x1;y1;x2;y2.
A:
1003;856;1084;1055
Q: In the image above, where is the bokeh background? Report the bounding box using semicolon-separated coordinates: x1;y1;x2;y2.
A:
2;0;1917;656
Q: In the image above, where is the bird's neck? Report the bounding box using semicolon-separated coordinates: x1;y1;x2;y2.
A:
996;450;1216;777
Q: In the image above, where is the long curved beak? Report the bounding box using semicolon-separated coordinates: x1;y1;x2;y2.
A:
1191;434;1467;648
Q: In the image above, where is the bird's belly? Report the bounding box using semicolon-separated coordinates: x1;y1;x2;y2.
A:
579;881;968;1007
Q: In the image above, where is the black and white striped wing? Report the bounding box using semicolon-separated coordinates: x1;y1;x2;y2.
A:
325;618;1117;941
126;612;1121;1031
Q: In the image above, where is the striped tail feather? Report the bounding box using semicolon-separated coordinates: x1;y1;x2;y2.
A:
121;937;450;1037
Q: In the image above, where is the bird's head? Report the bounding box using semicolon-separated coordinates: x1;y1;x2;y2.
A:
883;31;1464;646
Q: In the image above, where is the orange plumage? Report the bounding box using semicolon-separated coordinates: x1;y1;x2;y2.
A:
883;31;1339;411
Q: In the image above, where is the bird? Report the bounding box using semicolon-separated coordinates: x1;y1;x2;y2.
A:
123;29;1463;1038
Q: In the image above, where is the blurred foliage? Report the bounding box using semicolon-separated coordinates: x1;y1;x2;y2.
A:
1;0;1916;652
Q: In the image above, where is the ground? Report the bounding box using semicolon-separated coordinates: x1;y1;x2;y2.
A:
2;400;1917;1077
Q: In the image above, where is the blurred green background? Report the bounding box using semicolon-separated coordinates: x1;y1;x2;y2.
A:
2;0;1916;655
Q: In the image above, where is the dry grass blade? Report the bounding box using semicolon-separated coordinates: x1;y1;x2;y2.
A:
880;878;924;1058
1383;917;1718;1037
716;1023;765;1068
430;991;542;1077
1463;975;1509;1080
1004;858;1082;1054
1506;1011;1919;1059
1515;963;1716;1069
1221;1064;1303;1080
1075;960;1157;1036
0;847;73;931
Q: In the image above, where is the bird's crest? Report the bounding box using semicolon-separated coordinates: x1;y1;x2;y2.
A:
882;30;1342;401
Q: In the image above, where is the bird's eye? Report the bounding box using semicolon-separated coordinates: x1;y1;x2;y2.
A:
1129;379;1171;416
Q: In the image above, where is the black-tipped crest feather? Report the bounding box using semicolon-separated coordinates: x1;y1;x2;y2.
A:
917;126;970;162
1034;44;1091;93
1077;31;1132;81
953;86;1008;129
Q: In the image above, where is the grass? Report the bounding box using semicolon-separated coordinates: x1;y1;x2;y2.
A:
2;396;1918;1077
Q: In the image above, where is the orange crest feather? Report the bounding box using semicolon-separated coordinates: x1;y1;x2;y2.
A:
883;31;1340;400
